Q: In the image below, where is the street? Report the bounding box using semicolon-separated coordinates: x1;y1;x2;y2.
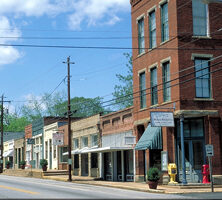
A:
0;175;221;199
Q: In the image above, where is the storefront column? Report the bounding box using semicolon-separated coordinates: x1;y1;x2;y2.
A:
180;115;187;185
121;150;124;182
99;153;103;179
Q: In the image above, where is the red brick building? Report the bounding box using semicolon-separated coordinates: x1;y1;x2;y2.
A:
99;107;134;181
130;0;222;183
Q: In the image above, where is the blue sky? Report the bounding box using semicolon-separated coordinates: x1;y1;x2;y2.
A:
0;0;132;113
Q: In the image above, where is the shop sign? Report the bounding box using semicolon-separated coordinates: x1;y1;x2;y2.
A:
53;132;64;145
27;138;35;145
150;111;174;127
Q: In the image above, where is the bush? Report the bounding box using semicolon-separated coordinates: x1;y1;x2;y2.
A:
20;160;26;166
40;159;48;167
147;167;160;182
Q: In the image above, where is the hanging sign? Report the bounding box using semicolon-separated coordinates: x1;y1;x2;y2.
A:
150;111;175;127
53;132;64;145
27;138;35;145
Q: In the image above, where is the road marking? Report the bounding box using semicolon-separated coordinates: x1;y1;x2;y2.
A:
0;185;39;195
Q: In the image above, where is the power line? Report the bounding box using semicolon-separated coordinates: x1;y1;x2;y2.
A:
0;43;222;50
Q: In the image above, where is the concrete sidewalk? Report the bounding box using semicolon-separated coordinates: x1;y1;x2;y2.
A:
2;169;222;194
43;175;222;194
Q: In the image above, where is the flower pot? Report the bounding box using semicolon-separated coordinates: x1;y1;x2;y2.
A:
147;180;158;189
21;165;25;169
6;165;10;169
42;165;47;172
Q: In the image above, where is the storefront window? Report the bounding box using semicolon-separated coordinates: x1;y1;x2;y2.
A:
59;147;68;163
177;118;204;138
74;154;79;168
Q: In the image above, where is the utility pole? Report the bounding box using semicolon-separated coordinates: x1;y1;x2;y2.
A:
0;94;11;173
63;56;75;182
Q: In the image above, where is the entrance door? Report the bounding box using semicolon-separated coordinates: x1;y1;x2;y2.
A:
81;154;88;176
177;140;205;183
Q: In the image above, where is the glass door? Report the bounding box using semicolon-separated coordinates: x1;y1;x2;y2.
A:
177;140;205;183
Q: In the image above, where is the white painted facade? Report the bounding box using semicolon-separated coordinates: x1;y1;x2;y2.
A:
44;122;59;170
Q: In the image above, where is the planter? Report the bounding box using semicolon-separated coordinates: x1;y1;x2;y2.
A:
21;165;25;169
6;165;10;169
147;180;158;189
42;165;47;172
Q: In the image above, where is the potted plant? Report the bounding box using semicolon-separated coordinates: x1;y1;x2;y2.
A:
40;159;48;171
146;167;160;189
20;160;26;169
6;160;11;169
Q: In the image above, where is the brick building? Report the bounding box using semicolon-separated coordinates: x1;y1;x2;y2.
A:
98;107;135;181
130;0;222;183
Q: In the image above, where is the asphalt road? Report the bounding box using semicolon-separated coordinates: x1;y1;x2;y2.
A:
0;175;221;199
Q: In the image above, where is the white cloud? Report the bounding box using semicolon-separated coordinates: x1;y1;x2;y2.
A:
0;16;22;67
0;0;70;17
68;0;130;30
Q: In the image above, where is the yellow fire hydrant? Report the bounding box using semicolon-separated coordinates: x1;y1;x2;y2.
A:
168;163;178;184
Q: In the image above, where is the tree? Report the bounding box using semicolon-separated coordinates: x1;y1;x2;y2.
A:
20;91;106;120
4;114;30;132
112;53;133;109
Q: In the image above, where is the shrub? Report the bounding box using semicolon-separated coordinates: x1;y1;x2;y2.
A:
147;167;160;182
40;159;48;167
20;160;26;166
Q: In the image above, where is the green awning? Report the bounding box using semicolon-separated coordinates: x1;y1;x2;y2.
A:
135;124;162;150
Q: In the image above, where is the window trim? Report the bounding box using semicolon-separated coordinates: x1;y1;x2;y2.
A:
137;16;145;55
192;0;209;37
194;57;211;98
150;67;158;105
162;61;171;102
139;71;147;109
148;10;157;49
160;1;169;42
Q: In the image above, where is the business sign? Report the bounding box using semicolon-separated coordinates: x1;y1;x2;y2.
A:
27;138;35;145
53;132;64;145
205;144;214;157
150;111;174;127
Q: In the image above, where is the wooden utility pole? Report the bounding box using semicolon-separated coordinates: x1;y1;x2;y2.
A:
0;94;10;173
63;57;74;182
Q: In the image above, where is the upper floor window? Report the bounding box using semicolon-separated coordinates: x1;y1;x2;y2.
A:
151;67;158;105
195;58;210;98
73;138;79;149
162;61;171;102
149;10;156;49
91;134;98;147
192;0;208;36
82;136;88;148
161;2;169;42
138;17;145;54
139;72;146;109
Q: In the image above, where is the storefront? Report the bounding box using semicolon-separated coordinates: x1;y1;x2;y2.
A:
176;118;206;183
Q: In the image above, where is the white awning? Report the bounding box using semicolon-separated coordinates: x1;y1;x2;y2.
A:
3;149;14;157
62;146;99;155
80;146;133;153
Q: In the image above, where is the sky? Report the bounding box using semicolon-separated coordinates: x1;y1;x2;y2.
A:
0;0;132;113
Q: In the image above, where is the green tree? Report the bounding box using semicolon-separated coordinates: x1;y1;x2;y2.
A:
4;114;30;132
20;91;105;120
112;53;133;109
